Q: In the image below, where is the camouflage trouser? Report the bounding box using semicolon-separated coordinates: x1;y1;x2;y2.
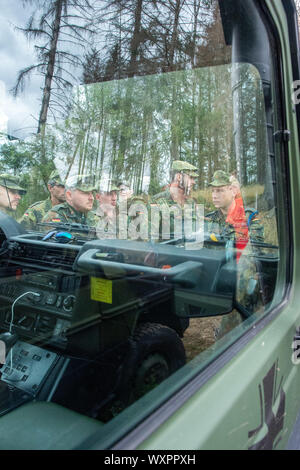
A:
215;242;264;339
237;241;265;309
215;310;243;339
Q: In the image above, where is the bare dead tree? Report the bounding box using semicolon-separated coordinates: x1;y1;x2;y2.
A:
12;0;95;134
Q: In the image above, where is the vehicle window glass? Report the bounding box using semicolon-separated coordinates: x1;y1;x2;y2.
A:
0;0;285;447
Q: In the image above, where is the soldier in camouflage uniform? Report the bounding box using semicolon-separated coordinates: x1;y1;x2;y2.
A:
206;171;265;339
116;181;134;203
205;170;264;246
19;170;65;230
150;160;199;242
42;174;99;228
95;179;120;239
0;174;26;215
126;192;150;241
94;179;149;240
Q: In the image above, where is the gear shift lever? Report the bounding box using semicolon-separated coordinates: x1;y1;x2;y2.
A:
0;332;18;363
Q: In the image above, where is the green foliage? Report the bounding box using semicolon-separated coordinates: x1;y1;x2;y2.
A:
0;142;33;174
13;0;96;132
0;135;57;215
9;0;268;214
47;62;264;195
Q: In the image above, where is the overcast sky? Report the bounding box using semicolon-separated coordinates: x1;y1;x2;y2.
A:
0;1;42;139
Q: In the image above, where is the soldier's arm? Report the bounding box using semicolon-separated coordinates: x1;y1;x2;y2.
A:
86;212;100;227
40;209;67;234
248;215;265;244
127;197;150;241
204;212;226;243
42;209;62;223
19;208;37;230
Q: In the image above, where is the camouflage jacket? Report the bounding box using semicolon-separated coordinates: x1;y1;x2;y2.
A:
19;198;52;230
92;194;150;240
205;209;236;242
150;188;198;241
103;194;148;241
42;202;99;227
95;205;118;239
205;207;264;244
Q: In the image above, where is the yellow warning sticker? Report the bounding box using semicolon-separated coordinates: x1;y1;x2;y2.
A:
90;277;112;304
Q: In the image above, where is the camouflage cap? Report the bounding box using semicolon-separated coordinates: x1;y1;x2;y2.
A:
109;184;120;192
172;160;199;177
98;178;120;193
209;170;231;187
48;170;65;186
116;180;130;189
0;173;26;195
229;175;240;187
66;174;97;192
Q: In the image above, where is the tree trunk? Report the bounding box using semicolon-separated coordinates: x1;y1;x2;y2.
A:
128;0;143;77
191;0;200;67
169;0;183;70
99;123;107;179
38;0;63;134
65;137;83;180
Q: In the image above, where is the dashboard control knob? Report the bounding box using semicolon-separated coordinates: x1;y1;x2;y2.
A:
27;292;41;302
63;295;76;312
45;293;57;306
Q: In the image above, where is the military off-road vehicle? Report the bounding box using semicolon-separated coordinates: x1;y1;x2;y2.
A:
0;0;298;451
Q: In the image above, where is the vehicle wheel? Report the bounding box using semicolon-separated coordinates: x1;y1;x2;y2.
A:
129;322;186;400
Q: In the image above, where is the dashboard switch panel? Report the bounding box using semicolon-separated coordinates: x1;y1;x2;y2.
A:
1;341;58;395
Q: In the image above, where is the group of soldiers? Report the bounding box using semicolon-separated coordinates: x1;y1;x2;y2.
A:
0;164;266;339
0;160;264;248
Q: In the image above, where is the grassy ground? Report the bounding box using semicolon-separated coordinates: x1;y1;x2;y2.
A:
182;316;222;362
182;183;278;362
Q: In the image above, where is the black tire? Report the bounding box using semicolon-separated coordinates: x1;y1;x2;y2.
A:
129;322;186;400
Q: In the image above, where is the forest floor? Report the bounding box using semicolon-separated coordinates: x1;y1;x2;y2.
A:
182;316;222;362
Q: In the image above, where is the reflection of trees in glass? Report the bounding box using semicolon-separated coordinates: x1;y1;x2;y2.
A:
12;0;95;133
232;64;267;187
51;62;266;198
83;0;221;83
11;0;96;200
11;0;268;206
0;138;54;215
0;141;33;185
295;0;300;33
11;0;227;135
50;66;236;192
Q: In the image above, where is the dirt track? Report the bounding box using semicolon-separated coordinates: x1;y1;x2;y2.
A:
182;316;221;362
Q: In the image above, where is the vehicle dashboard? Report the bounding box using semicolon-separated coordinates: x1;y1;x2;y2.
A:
0;223;276;422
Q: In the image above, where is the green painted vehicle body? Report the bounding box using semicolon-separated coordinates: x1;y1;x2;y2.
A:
0;0;300;450
114;0;300;450
136;0;300;450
